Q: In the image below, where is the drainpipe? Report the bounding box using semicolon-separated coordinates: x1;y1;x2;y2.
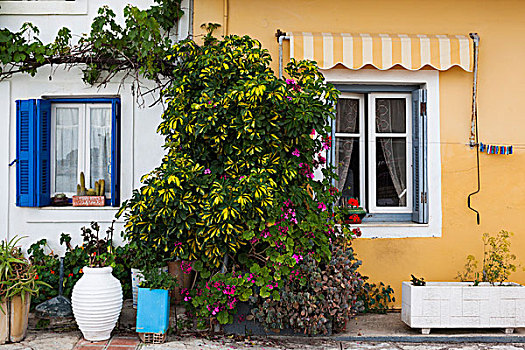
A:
223;0;228;36
467;32;481;225
276;29;290;78
188;0;194;40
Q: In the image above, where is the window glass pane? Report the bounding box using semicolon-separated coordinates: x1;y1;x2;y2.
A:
376;138;407;207
55;107;79;193
90;108;111;194
376;98;406;133
335;138;360;205
336;98;359;133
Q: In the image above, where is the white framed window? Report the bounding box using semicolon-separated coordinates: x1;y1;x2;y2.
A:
0;0;87;15
323;69;441;238
51;103;112;198
368;93;412;214
335;92;413;215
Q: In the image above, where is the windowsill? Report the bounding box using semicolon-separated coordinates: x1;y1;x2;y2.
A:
0;0;88;15
357;221;428;227
40;206;118;210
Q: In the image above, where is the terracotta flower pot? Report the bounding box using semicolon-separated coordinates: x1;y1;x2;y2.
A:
72;267;122;341
0;294;31;344
167;261;194;304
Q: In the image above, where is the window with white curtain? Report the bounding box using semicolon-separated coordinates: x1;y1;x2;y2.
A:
51;103;111;197
334;92;413;217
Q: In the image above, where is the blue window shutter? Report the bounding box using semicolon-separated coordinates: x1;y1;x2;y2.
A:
16;99;37;206
110;99;121;207
412;89;428;223
36;100;51;206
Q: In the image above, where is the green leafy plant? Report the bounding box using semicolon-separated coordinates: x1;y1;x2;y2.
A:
410;275;426;286
28;228;134;307
0;236;50;312
80;221;116;268
251;243;365;335
457;230;518;285
139;269;178;291
115;33;386;331
0;0;183;89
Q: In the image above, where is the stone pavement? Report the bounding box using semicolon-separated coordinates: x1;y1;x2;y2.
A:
5;331;525;349
142;338;525;349
6;312;525;349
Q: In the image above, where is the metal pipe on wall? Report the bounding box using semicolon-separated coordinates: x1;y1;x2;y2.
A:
223;0;228;36
277;33;290;78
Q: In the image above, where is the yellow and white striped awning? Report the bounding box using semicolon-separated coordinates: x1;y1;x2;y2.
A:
288;32;473;72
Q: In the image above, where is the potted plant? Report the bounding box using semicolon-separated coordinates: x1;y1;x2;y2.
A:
345;198;366;224
72;172;106;207
136;268;178;343
1;236;49;344
167;259;194;304
402;230;525;334
71;222;123;341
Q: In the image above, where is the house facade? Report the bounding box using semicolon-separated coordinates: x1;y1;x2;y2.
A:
1;0;525;307
193;0;525;305
0;0;191;246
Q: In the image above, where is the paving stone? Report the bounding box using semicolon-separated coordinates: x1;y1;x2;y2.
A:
1;331;81;350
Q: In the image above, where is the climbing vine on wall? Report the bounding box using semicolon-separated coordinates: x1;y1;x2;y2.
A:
0;0;183;91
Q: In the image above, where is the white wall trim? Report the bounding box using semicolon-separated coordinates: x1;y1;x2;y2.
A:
0;0;88;15
322;68;442;239
0;81;10;241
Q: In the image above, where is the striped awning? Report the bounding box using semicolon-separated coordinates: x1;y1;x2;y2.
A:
288;32;473;72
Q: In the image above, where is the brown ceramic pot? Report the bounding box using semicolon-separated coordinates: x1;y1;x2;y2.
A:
0;294;31;344
167;261;194;304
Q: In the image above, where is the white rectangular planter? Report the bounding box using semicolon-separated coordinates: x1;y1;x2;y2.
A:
402;281;525;334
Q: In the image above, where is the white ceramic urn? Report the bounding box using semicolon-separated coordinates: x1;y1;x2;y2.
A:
72;266;123;341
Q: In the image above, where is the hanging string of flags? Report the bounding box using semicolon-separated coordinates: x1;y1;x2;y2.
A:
479;142;513;155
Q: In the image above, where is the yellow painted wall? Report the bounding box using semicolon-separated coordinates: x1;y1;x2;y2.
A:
194;0;525;307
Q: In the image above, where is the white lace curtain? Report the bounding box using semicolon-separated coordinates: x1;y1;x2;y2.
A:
335;99;358;195
54;107;111;194
55;107;79;193
375;99;407;206
90;108;112;193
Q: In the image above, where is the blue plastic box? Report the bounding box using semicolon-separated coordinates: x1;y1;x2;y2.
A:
136;288;170;333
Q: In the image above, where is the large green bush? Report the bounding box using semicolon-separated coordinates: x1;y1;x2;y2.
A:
118;34;383;330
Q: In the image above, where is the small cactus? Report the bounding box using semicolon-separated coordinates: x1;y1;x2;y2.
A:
95;181;100;196
77;184;81;196
99;179;105;196
86;188;96;196
79;172;86;195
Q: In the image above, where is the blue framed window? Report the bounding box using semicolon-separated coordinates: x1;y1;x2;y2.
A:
332;85;428;224
16;97;121;207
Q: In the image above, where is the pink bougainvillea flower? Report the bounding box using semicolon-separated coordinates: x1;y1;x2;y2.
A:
286;96;293;101
204;168;211;174
310;128;316;136
317;202;327;211
292;148;300;157
286;78;295;85
292;254;303;263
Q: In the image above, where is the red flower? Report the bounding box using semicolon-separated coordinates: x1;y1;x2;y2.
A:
79;269;83;274
35;275;39;280
68;273;73;278
347;198;359;207
50;270;55;274
349;214;361;224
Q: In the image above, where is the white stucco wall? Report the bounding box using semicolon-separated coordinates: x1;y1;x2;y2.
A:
0;0;191;253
